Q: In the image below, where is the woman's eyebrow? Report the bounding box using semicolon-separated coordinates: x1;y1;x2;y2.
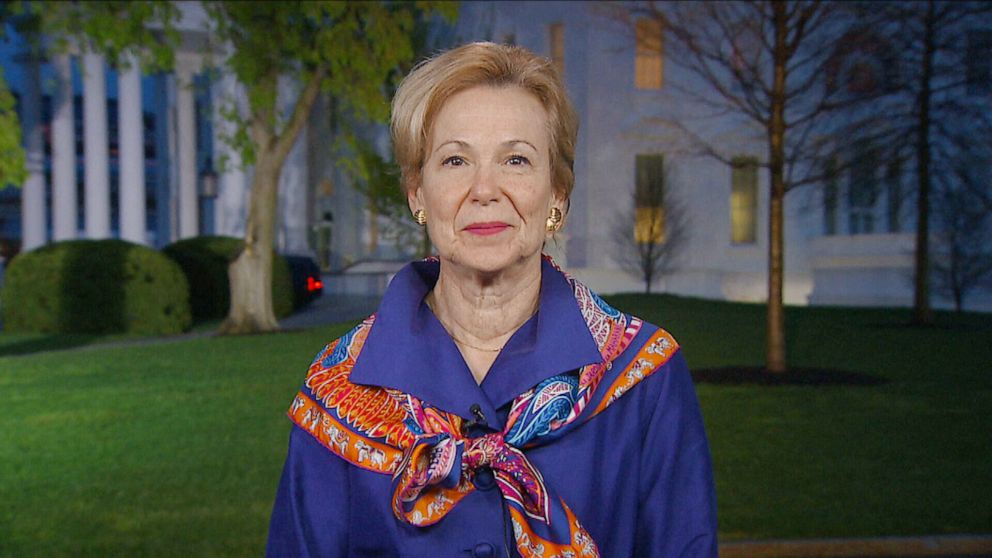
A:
432;139;470;155
503;140;538;152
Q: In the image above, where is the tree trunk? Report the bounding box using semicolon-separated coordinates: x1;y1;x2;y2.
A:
765;1;789;374
217;68;325;335
220;155;281;334
912;0;936;326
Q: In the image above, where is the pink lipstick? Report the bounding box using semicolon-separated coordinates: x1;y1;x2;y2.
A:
464;222;510;236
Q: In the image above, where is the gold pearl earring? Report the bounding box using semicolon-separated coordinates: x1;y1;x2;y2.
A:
413;209;427;226
546;207;563;233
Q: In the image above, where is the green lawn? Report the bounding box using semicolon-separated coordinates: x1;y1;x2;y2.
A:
1;296;990;556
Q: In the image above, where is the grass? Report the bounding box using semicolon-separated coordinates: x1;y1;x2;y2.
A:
0;296;990;556
608;294;992;540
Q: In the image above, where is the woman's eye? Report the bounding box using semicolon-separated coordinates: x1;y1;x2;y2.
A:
442;156;465;166
507;155;530;166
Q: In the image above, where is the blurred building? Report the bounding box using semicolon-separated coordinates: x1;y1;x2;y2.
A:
1;1;989;311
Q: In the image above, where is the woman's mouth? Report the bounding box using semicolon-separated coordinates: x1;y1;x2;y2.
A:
464;222;511;236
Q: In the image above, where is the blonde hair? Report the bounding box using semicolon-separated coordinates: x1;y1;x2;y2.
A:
391;42;578;202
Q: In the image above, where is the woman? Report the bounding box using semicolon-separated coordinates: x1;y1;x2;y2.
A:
267;42;717;557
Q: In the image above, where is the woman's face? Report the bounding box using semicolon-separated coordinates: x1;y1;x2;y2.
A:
410;85;563;276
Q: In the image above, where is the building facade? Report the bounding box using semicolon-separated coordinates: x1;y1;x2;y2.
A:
2;1;989;311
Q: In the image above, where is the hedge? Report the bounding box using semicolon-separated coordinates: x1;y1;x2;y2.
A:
1;239;192;334
162;236;293;323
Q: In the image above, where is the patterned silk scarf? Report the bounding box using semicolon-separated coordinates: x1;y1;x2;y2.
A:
288;264;679;558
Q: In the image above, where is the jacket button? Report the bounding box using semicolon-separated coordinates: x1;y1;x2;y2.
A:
473;467;496;491
472;542;495;558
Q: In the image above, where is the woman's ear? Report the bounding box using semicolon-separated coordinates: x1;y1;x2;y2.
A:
407;183;424;215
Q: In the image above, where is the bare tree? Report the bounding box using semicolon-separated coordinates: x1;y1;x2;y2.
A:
838;1;992;324
611;159;688;294
600;1;859;372
931;181;992;312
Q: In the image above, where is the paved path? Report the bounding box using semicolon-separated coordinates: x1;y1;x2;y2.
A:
278;293;379;330
720;534;992;557
0;290;380;358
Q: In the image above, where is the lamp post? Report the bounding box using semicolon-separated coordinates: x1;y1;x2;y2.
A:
199;163;217;235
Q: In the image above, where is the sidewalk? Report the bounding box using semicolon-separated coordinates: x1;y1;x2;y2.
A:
0;291;380;358
720;534;992;558
278;292;379;330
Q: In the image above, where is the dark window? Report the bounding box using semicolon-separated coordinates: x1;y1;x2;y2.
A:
886;158;902;233
848;143;878;234
967;30;992;95
824;157;838;235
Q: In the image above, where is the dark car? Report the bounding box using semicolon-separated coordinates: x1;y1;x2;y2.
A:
284;255;324;309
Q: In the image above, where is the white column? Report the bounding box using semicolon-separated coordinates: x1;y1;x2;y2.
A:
118;54;146;244
213;71;247;238
20;53;46;251
83;52;110;239
175;54;198;239
278;76;310;254
51;54;77;241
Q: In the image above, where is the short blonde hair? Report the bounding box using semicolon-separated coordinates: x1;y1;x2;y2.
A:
391;42;578;202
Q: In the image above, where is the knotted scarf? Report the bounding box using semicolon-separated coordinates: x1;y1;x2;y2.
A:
288;266;679;558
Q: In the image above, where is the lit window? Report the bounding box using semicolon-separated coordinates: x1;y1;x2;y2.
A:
635;154;666;244
635;18;663;89
967;30;992;95
549;23;564;76
730;156;758;244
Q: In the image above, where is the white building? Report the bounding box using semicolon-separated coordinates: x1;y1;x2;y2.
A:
3;1;989;312
448;1;992;312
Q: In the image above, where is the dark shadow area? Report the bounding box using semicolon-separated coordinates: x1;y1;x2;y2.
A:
60;240;127;333
692;366;889;386
866;320;992;332
0;334;108;357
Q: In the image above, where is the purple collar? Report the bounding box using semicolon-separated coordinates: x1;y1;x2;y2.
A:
348;258;604;429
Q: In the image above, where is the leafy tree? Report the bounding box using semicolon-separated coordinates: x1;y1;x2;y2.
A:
334;12;458;261
0;66;26;189
35;0;180;71
0;4;32;189
42;1;454;334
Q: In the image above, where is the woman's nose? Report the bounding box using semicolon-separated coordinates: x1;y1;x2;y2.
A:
469;164;500;204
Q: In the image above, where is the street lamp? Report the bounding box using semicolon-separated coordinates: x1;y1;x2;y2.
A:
199;167;218;198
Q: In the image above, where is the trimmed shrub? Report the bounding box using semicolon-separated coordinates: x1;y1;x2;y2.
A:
162;236;293;322
1;239;192;334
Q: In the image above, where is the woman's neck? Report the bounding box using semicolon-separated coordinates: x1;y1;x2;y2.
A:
428;257;542;382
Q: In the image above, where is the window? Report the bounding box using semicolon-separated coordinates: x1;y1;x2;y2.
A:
848;143;878;234
826;30;896;96
549;23;564;76
634;154;666;244
886;158;902;233
823;157;839;235
635;18;663;89
730;156;758;244
967;30;992;95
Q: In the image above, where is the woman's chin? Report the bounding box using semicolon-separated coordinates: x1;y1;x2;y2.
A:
442;246;540;276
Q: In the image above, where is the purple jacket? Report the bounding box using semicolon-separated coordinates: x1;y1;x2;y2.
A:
267;258;717;557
